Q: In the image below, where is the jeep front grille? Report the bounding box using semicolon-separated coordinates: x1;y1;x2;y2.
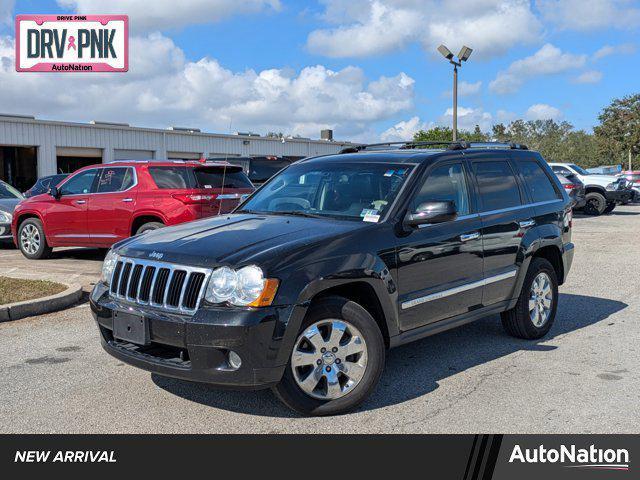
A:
110;257;211;314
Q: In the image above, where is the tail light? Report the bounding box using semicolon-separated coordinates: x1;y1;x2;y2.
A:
171;193;214;204
563;183;577;191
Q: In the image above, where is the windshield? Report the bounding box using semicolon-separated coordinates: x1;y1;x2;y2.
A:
569;164;591;176
0;181;24;199
239;162;413;221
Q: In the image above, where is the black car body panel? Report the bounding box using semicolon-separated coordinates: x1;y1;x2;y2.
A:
92;147;574;389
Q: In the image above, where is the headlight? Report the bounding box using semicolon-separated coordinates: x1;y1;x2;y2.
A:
101;250;119;285
204;265;278;307
0;211;11;223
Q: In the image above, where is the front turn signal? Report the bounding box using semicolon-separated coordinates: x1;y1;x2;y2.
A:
247;278;279;307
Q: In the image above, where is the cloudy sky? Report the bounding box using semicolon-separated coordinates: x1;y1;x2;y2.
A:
1;0;639;141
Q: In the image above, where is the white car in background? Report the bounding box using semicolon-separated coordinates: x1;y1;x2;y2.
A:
548;163;632;215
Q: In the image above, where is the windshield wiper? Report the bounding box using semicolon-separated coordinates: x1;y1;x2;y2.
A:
276;210;325;219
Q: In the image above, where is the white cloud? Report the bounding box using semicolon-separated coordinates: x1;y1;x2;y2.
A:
380;116;428;141
537;0;640;30
593;43;636;60
573;70;603;84
57;0;281;31
0;33;415;139
307;0;542;59
489;43;587;94
525;103;563;121
440;106;493;131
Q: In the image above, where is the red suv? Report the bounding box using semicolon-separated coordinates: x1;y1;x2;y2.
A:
12;160;254;259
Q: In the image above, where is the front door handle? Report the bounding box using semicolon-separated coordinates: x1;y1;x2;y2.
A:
460;232;480;242
122;198;133;203
75;200;86;205
519;219;535;228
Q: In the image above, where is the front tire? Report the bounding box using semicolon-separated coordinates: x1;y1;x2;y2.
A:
272;296;385;416
18;218;52;260
583;192;607;215
501;257;558;339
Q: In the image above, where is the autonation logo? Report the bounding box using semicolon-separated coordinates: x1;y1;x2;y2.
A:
510;444;630;471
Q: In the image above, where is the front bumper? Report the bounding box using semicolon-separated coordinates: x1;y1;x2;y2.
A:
605;189;632;203
0;223;11;240
90;283;301;389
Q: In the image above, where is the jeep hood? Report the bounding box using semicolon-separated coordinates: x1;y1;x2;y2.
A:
116;213;366;269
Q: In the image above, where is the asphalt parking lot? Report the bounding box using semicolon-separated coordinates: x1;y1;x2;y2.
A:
0;206;638;433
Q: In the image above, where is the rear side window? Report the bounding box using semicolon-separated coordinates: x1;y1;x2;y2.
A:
473;161;522;212
149;167;191;189
96;167;135;193
193;166;253;189
518;161;560;203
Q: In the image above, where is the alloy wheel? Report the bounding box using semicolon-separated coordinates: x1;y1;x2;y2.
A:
291;319;368;400
20;224;41;255
529;272;553;327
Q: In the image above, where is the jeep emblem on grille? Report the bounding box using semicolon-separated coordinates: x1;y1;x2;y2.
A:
149;251;164;260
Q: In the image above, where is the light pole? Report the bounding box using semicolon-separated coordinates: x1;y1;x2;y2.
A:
437;44;473;141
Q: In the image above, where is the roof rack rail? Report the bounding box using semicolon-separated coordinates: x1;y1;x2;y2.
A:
338;140;528;154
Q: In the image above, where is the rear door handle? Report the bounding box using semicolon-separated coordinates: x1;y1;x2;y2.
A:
122;198;133;203
519;219;535;228
460;232;480;242
75;200;86;205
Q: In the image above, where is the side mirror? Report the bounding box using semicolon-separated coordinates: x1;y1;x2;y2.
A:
49;186;61;199
404;200;457;228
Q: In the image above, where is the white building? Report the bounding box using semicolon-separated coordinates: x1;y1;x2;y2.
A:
0;114;351;191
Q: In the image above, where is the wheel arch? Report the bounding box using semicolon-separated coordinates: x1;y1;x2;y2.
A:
130;213;166;236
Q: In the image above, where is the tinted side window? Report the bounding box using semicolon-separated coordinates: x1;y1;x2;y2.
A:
413;163;470;216
60;169;98;195
249;158;291;183
473;161;521;212
96;167;135;193
518;161;560;202
193;167;253;189
149;167;191;189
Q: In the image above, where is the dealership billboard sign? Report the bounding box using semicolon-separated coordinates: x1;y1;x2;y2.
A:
15;15;128;72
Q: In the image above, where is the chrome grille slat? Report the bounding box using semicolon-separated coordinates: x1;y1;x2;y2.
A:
109;257;211;315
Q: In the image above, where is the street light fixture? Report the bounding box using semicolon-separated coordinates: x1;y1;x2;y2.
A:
437;44;473;141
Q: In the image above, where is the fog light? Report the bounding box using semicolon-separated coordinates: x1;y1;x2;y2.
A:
228;350;242;370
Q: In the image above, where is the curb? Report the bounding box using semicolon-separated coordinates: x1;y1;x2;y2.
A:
0;283;83;322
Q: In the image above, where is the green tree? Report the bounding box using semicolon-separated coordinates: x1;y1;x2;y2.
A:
413;125;488;144
594;94;640;170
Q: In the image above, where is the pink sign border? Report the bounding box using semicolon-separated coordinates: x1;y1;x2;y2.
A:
15;14;129;72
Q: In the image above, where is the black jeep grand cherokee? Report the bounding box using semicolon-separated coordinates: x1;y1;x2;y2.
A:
91;141;574;416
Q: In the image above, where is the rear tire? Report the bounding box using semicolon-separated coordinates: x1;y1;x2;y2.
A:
501;257;558;340
583;192;607;215
603;202;616;214
135;222;164;235
18;218;52;260
272;296;385;416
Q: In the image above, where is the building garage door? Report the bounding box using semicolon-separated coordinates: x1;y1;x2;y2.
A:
167;151;201;160
56;147;102;174
114;149;154;160
0;146;37;192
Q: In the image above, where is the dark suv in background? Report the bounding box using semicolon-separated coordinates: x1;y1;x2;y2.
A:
219;156;296;186
91;141;574;416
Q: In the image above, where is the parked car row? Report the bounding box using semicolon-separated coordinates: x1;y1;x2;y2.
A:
10;160;255;258
549;163;634;215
